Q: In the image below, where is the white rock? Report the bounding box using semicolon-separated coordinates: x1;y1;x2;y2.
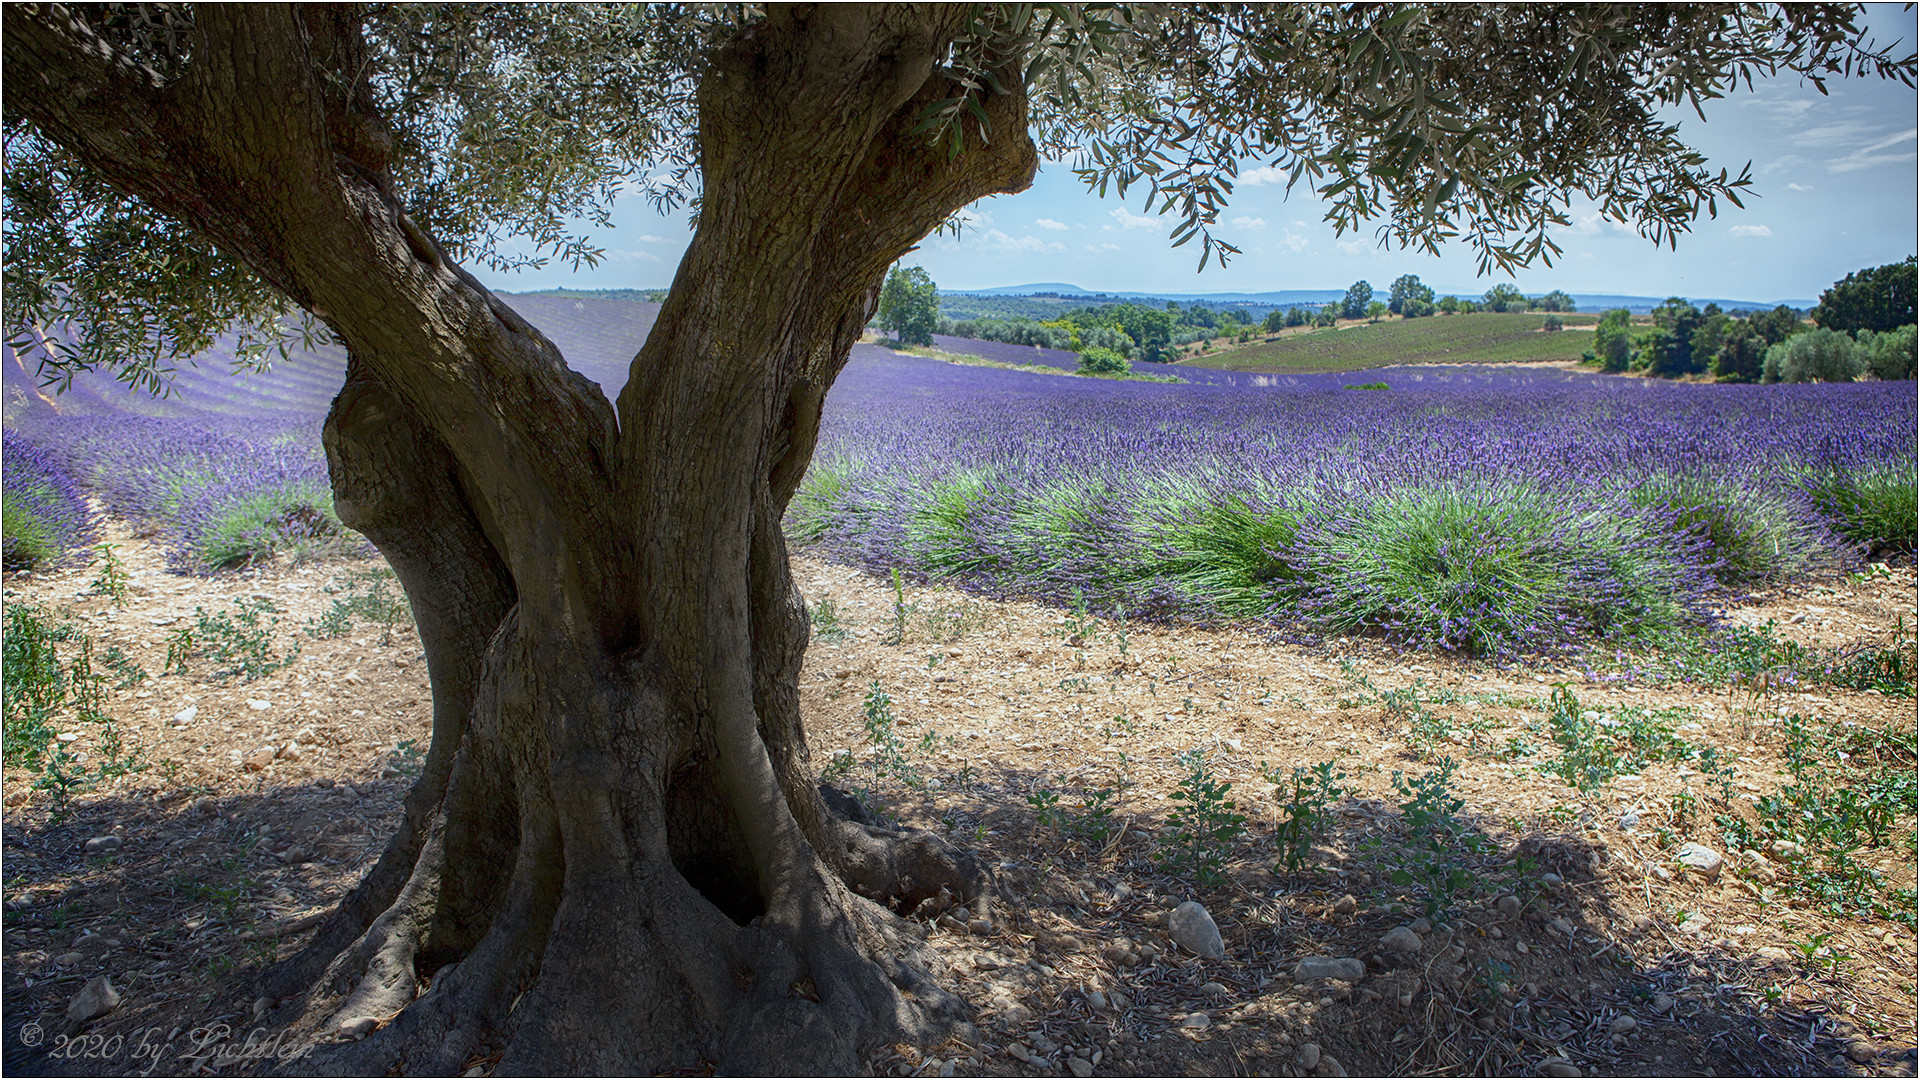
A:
1198;981;1228;996
67;975;120;1022
173;706;198;724
1609;1015;1637;1034
1179;1012;1211;1030
1168;901;1225;960
1332;894;1358;915
339;1016;378;1038
1298;1043;1321;1071
1068;1057;1093;1078
277;742;303;762
1380;926;1423;954
1674;843;1723;881
247;699;271;711
83;836;123;854
1540;1058;1581;1078
1294;956;1366;981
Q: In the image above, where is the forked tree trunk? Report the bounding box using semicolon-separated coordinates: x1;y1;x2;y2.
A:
5;4;1037;1073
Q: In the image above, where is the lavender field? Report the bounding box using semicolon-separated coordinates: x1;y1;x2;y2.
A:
5;295;1914;655
797;354;1916;654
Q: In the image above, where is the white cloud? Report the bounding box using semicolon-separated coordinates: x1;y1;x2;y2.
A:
1729;224;1773;238
607;249;663;263
637;235;671;243
1231;215;1268;230
1034;218;1070;231
1109;207;1162;230
981;229;1066;255
1829;127;1917;173
1279;229;1309;254
1335;238;1368;256
1239;166;1289;186
1785;182;1814;192
1084;243;1122;253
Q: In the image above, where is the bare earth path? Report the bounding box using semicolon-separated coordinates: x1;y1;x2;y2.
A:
4;527;1914;1077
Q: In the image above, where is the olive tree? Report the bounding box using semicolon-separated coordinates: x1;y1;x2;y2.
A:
4;3;1910;1073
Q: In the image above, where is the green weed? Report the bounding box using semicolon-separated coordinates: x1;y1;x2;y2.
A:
1157;747;1248;886
170;597;299;682
1264;758;1349;872
86;543;131;606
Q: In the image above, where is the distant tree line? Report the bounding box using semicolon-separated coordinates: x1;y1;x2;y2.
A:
1586;257;1917;382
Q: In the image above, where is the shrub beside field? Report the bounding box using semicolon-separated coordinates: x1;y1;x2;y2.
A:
1191;312;1600;373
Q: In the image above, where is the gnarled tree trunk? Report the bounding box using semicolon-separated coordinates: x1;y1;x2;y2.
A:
5;4;1037;1073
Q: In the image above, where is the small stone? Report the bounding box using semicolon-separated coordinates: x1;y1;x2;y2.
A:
273;888;296;903
939;1061;956;1078
1674;843;1724;881
339;1016;378;1038
57;732;78;743
1332;895;1358;915
1007;1042;1031;1063
1548;917;1574;936
1846;1039;1878;1064
1609;1015;1637;1034
1110;990;1132;1011
1295;956;1366;981
192;795;218;816
1380;926;1423;954
1298;1043;1321;1071
1767;839;1806;861
1756;946;1792;962
1180;1012;1211;1030
247;699;271;711
1496;895;1522;917
1087;990;1110;1012
84;836;123;854
54;951;84;966
1199;981;1228;996
1314;1054;1347;1077
1652;994;1675;1014
253;996;272;1020
278;743;303;762
1168;901;1225;960
1679;913;1712;936
968;918;993;935
280;845;310;864
1539;1058;1581;1078
67;975;120;1022
1408;917;1432;935
243;747;276;772
1103;939;1137;966
1136;941;1163;962
1618;812;1640;830
1068;1057;1094;1078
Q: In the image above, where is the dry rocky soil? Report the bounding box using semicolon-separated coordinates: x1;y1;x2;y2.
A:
2;525;1915;1077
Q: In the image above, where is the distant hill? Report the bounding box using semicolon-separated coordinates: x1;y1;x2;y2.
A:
947;283;1815;315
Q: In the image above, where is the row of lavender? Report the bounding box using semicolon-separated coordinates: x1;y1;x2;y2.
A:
793;354;1916;655
1;410;359;573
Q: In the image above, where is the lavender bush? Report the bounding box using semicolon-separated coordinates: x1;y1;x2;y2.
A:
1;433;98;569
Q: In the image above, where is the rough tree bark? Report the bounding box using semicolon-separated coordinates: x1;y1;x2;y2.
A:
5;4;1037;1073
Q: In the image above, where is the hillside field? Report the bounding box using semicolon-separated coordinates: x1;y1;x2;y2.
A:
1188;312;1602;373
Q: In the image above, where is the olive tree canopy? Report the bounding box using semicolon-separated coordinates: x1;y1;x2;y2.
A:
4;3;1910;1074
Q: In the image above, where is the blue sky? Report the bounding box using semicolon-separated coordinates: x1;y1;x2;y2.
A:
478;5;1917;306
